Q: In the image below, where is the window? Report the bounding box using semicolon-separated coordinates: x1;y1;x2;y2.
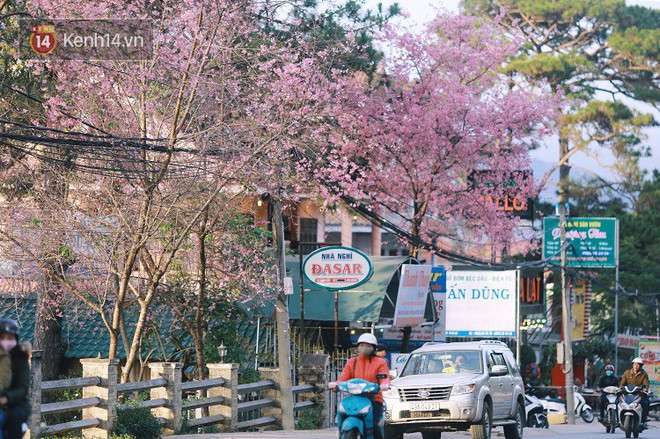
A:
489;352;508;372
299;218;318;244
401;350;483;376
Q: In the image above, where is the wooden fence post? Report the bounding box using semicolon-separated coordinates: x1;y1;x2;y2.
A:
149;362;183;435
28;350;43;439
258;367;282;427
80;358;120;439
207;363;238;430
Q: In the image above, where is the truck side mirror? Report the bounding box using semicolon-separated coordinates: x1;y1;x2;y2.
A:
389;369;399;379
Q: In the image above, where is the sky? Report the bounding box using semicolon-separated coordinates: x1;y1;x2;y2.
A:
364;0;660;201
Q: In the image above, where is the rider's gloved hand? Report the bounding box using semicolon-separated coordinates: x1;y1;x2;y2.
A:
380;383;390;391
328;382;337;389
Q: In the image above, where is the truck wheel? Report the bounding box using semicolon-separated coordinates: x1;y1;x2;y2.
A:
504;402;524;439
384;424;403;439
471;400;492;439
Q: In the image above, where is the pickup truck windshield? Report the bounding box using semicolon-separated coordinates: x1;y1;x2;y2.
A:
401;350;483;376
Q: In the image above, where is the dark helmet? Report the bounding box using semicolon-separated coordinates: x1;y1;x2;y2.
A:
0;318;20;340
605;364;615;372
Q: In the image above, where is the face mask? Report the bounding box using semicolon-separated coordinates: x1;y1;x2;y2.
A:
0;340;16;352
358;345;374;357
606;371;614;377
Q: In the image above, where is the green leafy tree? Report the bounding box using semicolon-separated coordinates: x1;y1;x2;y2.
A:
464;0;658;202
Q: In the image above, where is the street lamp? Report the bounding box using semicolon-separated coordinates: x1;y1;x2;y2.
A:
217;343;227;363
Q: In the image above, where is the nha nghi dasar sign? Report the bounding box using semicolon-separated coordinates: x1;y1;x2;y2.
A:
302;246;373;290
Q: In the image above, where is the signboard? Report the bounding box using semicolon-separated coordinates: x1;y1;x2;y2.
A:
543;217;618;268
381;325;442;349
393;265;433;327
638;340;660;396
468;170;534;219
391;353;410;374
429;266;447;342
618;334;641;350
302;246;372;290
446;270;517;337
570;278;591;341
520;272;544;305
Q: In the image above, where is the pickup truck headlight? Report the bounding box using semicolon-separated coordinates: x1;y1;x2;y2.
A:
451;384;475;395
382;386;399;399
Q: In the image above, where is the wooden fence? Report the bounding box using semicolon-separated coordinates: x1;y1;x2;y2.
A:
28;352;328;438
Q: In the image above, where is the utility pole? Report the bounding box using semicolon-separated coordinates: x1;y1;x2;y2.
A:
272;196;295;430
559;201;576;424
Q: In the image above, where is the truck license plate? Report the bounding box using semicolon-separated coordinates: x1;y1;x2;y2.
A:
409;402;440;412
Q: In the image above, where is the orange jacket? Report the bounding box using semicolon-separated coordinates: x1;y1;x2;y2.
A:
338;355;391;403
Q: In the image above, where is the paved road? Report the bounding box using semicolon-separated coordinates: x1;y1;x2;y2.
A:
175;422;660;439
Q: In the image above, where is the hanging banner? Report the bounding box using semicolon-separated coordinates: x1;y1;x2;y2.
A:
446;270;517;337
638;340;660;396
302;246;372;290
393;265;432;327
429;266;447;342
543;217;618;268
571;278;591;341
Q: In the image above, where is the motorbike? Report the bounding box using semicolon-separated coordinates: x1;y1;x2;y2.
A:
524;394;549;428
538;387;594;423
618;385;647;438
598;385;619;434
335;378;383;439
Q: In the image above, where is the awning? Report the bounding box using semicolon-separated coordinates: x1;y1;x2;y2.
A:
286;256;415;322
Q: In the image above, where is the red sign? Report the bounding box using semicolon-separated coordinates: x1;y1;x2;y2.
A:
30;24;57;55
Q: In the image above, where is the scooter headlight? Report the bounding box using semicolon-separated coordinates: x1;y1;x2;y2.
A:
358;405;371;415
347;382;368;395
382;386;399;399
338;402;347;414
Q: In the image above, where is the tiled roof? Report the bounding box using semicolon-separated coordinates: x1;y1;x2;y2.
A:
0;294;261;360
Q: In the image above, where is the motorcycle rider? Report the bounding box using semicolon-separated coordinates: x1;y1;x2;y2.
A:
329;333;390;439
620;357;650;426
597;364;619;421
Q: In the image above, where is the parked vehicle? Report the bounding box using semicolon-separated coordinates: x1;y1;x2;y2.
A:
537;387;594;423
382;340;525;439
598;385;619;433
649;395;660;421
618;385;647;438
524;394;548;428
335;378;383;439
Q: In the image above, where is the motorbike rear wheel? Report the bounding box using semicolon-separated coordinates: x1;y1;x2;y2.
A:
341;429;360;439
581;407;594;423
608;408;617;434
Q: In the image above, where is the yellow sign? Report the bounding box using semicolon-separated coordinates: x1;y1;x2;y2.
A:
571;279;590;341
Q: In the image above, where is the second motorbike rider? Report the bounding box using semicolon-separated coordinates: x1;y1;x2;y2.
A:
597;364;619;421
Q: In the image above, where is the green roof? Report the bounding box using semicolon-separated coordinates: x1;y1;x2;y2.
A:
286;256;413;322
0;294;261;360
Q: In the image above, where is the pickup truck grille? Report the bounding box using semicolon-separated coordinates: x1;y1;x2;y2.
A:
398;386;452;402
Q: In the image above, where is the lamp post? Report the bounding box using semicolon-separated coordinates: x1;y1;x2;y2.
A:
217;343;227;363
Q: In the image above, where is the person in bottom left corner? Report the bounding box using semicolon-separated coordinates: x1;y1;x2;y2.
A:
0;319;30;439
0;319;12;439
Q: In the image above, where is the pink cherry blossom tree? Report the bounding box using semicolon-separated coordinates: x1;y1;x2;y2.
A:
322;12;561;259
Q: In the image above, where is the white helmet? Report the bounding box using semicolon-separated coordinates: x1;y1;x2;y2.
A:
357;333;378;347
633;357;644;365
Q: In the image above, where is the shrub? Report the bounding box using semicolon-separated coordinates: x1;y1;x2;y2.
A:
42;372;83;427
295;407;324;430
112;403;161;439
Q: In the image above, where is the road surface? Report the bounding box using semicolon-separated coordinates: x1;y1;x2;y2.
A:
174;422;660;438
